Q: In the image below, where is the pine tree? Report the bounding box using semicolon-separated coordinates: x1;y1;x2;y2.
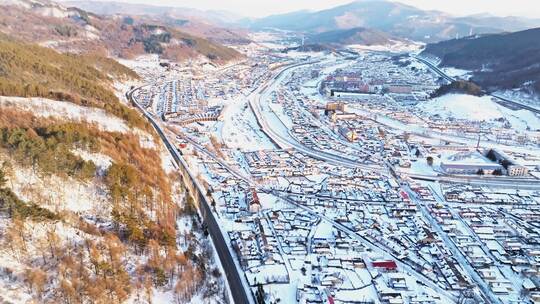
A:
0;169;6;188
256;283;265;304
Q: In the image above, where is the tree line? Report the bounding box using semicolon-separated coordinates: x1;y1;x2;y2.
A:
431;80;484;98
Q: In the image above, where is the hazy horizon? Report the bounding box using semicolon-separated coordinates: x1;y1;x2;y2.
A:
62;0;540;19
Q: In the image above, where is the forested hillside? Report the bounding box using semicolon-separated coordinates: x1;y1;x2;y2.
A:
0;35;225;303
422;27;540;94
0;34;146;129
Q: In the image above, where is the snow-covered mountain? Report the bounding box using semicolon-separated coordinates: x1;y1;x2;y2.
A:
245;0;540;42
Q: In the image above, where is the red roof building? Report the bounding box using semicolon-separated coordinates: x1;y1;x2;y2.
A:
400;191;409;200
372;260;398;270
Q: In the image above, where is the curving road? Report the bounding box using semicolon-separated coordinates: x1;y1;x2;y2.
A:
249;58;540;189
248;60;389;172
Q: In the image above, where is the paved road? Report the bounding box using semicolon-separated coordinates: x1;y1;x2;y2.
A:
128;55;539;303
407;186;502;304
128;88;254;304
491;93;540;115
414;56;455;83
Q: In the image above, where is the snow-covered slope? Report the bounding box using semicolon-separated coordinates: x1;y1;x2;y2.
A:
0;87;226;303
417;94;540;131
0;97;131;133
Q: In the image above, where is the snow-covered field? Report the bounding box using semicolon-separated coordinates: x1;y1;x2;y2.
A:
349;40;423;53
442;67;472;79
268;102;294;129
118;54;162;72
417;94;540;131
220;98;275;151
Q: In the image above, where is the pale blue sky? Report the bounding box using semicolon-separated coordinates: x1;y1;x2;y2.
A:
90;0;540;18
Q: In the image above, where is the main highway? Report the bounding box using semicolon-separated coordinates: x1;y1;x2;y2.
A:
127;87;255;304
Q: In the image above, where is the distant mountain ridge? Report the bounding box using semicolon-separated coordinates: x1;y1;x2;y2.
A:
0;0;243;63
246;0;540;42
63;0;245;24
62;0;251;44
421;27;540;94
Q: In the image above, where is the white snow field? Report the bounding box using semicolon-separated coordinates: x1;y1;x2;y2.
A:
417;94;540;131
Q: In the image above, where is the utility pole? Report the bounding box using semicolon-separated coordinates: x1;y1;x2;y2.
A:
476;123;482;150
